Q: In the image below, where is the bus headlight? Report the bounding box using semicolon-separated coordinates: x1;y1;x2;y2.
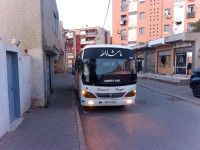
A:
127;99;133;104
81;90;97;98
125;90;136;97
88;101;94;105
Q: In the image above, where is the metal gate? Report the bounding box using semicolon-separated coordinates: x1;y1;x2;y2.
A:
6;52;20;123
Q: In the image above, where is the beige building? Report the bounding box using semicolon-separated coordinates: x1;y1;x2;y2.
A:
54;21;66;73
0;0;64;106
67;26;111;59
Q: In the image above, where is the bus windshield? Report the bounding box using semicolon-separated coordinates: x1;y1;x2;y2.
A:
82;47;137;86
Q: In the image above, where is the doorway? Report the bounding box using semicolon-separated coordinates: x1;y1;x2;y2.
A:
6;52;20;123
175;52;192;75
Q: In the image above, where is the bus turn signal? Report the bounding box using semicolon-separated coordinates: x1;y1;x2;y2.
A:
81;90;97;98
125;90;136;97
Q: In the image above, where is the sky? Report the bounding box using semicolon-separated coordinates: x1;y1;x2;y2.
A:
56;0;112;34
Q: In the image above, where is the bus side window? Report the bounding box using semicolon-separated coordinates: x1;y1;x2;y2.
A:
76;51;82;71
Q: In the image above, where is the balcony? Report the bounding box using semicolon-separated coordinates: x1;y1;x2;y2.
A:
66;40;73;46
86;32;96;37
66;49;74;52
165;14;172;19
187;12;195;19
81;40;96;45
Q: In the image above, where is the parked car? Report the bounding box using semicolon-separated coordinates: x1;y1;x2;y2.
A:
190;68;200;98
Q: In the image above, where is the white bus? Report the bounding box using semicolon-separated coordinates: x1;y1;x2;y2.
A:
75;45;137;106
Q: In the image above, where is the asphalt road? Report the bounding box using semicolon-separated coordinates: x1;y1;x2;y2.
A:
77;85;200;150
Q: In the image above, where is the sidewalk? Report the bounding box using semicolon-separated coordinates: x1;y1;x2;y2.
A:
137;73;190;85
137;78;200;106
0;72;85;150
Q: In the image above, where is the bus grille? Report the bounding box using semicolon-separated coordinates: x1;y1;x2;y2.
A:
96;93;125;98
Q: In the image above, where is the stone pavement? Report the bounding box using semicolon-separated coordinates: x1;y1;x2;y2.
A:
0;72;85;150
137;78;200;106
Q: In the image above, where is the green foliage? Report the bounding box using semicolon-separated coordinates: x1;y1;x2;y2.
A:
191;19;200;32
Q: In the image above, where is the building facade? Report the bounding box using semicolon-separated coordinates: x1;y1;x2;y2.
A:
0;0;63;106
112;0;200;46
132;33;200;75
54;21;66;73
0;44;31;138
66;26;111;66
65;31;76;67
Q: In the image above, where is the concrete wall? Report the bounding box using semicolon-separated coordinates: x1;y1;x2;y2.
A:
0;0;46;106
0;44;31;138
0;44;10;139
42;0;60;51
54;54;65;73
54;21;65;73
59;21;65;52
96;27;111;45
19;56;32;113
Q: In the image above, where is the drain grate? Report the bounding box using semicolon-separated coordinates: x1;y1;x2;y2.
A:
135;101;148;105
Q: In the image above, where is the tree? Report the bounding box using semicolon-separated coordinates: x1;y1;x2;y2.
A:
191;19;200;32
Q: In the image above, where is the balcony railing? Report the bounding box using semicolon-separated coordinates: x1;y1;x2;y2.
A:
187;12;195;19
81;40;96;45
66;41;73;46
86;32;96;37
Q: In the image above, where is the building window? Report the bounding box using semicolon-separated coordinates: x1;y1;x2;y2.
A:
53;11;59;37
187;22;194;32
120;15;127;26
158;50;171;68
164;25;170;32
139;27;145;34
121;0;127;12
160;55;171;68
188;5;195;13
139;12;145;19
121;30;126;40
164;8;171;18
187;5;195;18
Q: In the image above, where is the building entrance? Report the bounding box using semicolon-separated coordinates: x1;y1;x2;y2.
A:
175;52;192;75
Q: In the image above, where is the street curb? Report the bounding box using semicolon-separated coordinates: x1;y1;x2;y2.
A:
138;83;200;106
75;106;86;150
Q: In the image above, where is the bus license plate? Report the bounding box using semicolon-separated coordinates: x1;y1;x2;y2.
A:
105;101;117;104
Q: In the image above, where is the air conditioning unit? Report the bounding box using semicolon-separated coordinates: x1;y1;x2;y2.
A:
120;21;124;25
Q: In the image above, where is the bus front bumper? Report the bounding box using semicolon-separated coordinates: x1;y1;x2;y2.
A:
80;97;136;106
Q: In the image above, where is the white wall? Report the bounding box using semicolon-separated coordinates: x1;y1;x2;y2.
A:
173;0;185;34
19;56;31;114
0;44;10;139
128;0;137;47
0;43;31;138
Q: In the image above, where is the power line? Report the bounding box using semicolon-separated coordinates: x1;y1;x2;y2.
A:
97;0;111;40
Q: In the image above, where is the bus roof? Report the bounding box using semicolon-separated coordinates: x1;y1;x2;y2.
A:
83;44;132;50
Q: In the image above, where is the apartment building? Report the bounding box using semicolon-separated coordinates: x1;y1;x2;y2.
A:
0;0;63;106
65;31;76;66
66;26;111;65
113;0;200;46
